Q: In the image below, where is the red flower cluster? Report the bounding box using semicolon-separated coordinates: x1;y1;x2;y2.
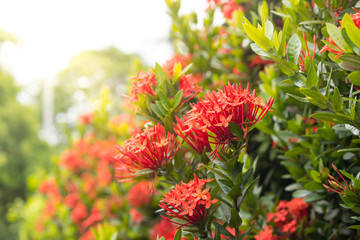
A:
174;115;212;154
150;219;178;240
126;54;202;110
37;130;120;239
222;0;244;19
320;9;360;59
127;181;154;207
128;71;157;103
115;124;178;182
159;174;218;227
248;55;275;69
255;198;309;240
78;112;93;125
175;83;273;155
163;54;192;73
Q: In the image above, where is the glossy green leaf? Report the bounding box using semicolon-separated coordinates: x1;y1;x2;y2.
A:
332;87;343;112
304;192;328;202
264;20;273;40
172;90;183;108
173;228;182;240
271;55;298;76
345;22;360;49
278;18;290;56
348;71;360;86
261;0;269;29
214;222;235;240
243;23;274;51
286;34;301;64
299;88;328;108
228;186;242;199
306;62;319;88
228;121;244;138
229;208;242;228
326;23;351;52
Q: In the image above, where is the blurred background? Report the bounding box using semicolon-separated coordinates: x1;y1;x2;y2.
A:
0;0;206;238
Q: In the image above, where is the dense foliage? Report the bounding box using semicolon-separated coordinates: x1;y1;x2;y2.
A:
9;0;360;239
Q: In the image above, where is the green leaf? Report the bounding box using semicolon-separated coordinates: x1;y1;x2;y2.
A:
173;228;182;240
310;112;338;122
326;23;351;52
306;62;319;88
304;192;328;202
278;18;290;56
243;22;274;51
250;43;270;57
304;181;324;191
264;20;273;40
202;165;231;181
228;121;244;138
312;0;325;8
214;222;235;240
286;34;301;64
271;55;298;76
287;93;309;103
172;90;183;108
299;88;328;108
349;71;360;86
339;61;360;71
228;186;242;199
239;224;254;240
348;225;360;230
261;1;269;29
229;208;242;228
290;73;307;87
345;22;360;49
332;87;343;112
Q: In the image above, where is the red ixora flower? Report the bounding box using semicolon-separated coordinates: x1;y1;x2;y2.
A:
127;181;154;207
174;115;212;154
150;219;178;240
221;0;244;19
178;83;273;155
163;54;192;73
159;174;218;228
115;123;178;182
127;70;157;103
259;198;309;240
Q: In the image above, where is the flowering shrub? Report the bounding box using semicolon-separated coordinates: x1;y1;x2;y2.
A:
9;0;360;239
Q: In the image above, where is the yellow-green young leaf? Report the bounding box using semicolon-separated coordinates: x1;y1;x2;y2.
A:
231;9;245;30
345;23;360;49
265;20;274;40
278;18;290;56
306;61;319;88
261;0;269;30
172;62;182;82
332;87;343;112
341;14;353;27
326;23;352;53
273;31;279;50
348;71;360;86
243;23;274;51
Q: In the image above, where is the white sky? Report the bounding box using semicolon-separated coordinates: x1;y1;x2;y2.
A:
0;0;206;85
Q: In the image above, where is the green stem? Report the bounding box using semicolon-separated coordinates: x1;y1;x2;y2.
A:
233;198;240;240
